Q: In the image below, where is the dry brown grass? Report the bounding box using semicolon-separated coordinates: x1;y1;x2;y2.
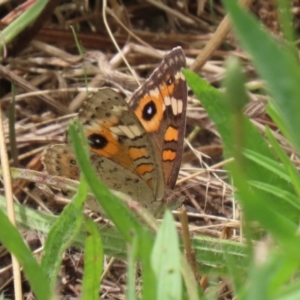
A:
0;0;299;298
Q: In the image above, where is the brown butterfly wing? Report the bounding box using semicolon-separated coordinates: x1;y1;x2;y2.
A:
128;47;187;189
77;87;164;201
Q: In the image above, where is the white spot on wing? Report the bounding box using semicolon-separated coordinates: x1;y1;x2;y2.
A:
163;97;183;115
177;100;183;114
149;87;160;98
129;125;143;137
111;125;143;139
111;105;128;116
164;96;171;106
171;98;178;115
110;126;122;135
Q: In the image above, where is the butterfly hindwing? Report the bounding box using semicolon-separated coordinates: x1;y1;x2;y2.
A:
42;143;156;208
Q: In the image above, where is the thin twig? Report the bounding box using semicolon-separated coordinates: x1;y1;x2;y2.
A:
0;102;22;298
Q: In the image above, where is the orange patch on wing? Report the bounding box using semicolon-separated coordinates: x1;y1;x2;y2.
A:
163;150;176;162
136;164;154;176
129;147;149;161
159;72;182;99
134;94;163;133
86;127;119;158
164;126;179;142
58;155;80;180
133;75;180;133
159;80;175;98
86;123;132;169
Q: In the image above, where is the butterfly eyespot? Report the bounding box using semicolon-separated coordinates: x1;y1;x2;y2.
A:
69;159;76;165
88;133;108;149
142;101;157;121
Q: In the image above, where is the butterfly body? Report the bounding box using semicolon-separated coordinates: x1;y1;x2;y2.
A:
42;47;187;214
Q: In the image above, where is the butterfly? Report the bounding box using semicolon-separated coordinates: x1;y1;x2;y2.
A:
42;47;187;215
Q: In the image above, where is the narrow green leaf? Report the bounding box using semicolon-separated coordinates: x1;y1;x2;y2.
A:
265;127;300;198
82;217;103;300
275;1;296;50
243;149;290;182
151;211;182;300
0;0;48;53
41;177;87;290
126;236;138;300
137;232;157;300
223;56;249;168
246;265;270;300
224;0;300;153
265;104;290;140
249;181;300;211
180;255;202;300
223;57;249;113
0;209;51;299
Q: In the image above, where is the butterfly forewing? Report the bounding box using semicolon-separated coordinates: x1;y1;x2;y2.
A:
128;47;187;189
77;88;164;201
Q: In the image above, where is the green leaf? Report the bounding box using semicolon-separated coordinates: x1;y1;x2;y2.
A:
180;255;202;300
265;126;300;198
243;251;299;299
183;69;299;223
151;211;182;300
0;0;49;53
224;0;300;154
126;236;138;300
243;149;290;183
223;56;249;113
184;66;300;259
41;177;87;290
249;180;300;211
0;194;249;276
82;217;103;300
0;209;51;299
275;280;300;300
